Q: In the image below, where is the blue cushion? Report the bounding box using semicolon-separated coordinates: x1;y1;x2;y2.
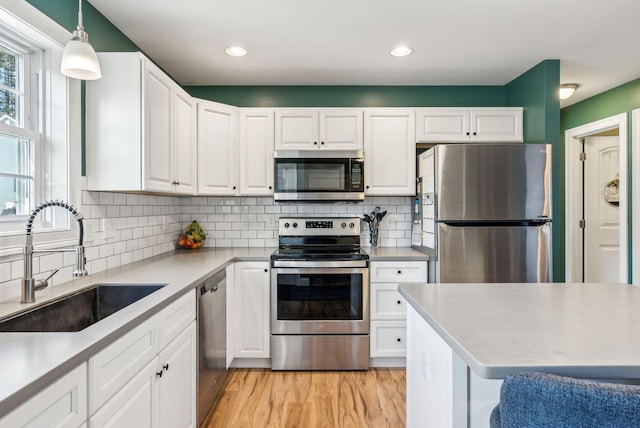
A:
491;372;640;428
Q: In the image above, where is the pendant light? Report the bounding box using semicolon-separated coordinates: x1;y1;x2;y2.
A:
61;0;101;80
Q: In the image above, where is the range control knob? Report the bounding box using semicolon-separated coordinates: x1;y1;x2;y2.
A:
349;222;355;228
341;222;347;228
292;222;298;228
284;222;290;228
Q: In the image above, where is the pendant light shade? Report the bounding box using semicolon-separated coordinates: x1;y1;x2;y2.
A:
61;0;101;80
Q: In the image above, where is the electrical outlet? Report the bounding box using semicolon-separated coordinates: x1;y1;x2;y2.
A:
102;218;116;239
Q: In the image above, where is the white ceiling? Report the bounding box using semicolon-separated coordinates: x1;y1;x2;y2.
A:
88;0;640;107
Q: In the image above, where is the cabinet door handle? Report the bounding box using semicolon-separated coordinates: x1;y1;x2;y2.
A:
397;300;402;305
466;132;470;136
156;370;163;378
163;363;169;371
264;269;268;272
396;338;402;342
473;132;477;136
320;141;325;145
313;141;318;145
397;270;402;274
268;186;272;190
233;186;237;190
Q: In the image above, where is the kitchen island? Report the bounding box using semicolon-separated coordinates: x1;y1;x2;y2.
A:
399;282;640;428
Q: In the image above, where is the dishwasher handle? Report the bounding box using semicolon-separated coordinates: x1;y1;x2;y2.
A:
199;270;226;295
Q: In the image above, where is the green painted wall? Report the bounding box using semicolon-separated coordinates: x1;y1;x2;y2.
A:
505;60;563;281
560;77;640;283
26;0;138;52
185;86;507;108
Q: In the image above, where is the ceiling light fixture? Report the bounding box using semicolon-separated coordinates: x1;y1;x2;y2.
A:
559;83;579;100
225;46;248;57
61;0;101;80
390;46;413;57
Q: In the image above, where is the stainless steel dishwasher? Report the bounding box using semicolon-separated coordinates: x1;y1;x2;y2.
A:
197;269;228;426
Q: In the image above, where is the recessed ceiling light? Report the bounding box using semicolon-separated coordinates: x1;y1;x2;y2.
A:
225;46;247;57
390;46;413;57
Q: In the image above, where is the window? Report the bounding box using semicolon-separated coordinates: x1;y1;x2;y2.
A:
0;4;82;256
0;33;40;225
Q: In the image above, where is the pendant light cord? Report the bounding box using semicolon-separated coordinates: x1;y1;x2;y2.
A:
77;0;84;31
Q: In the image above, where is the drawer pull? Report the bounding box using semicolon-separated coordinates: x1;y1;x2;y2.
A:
397;270;402;274
156;370;163;378
163;363;170;371
397;300;402;305
396;338;402;342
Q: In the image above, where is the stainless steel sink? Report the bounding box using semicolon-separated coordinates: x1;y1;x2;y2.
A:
0;284;166;332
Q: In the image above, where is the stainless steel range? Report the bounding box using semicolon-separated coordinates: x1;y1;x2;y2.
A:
270;217;369;370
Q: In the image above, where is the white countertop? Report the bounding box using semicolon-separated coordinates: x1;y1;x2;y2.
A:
0;247;273;417
399;282;640;380
366;247;429;261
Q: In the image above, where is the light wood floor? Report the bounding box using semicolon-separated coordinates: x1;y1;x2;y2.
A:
205;368;406;428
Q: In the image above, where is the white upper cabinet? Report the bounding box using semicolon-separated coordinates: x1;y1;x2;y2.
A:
239;109;275;195
86;52;197;194
364;109;416;196
275;109;363;150
416;107;523;142
197;100;238;195
172;87;198;194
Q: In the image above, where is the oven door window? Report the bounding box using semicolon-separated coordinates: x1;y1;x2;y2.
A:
275;159;348;193
276;272;363;320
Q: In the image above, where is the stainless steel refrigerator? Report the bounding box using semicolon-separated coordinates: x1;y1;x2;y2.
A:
412;143;552;283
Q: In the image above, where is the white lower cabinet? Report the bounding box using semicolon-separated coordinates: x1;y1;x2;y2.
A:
233;262;270;362
88;316;158;414
88;291;196;427
157;322;197;428
0;363;87;428
89;357;158;427
369;261;428;365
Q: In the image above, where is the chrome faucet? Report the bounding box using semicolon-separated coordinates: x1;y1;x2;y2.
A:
22;200;88;303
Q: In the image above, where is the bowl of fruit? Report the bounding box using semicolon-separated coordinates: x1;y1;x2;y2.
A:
177;220;207;249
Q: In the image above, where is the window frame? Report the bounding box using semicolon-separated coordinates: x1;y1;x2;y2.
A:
0;1;82;257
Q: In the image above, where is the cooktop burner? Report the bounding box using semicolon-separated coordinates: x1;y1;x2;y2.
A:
272;216;368;262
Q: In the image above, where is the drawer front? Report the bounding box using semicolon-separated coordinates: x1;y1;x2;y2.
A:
0;363;87;428
157;289;196;351
370;321;406;358
370;283;406;320
370;261;427;283
89;316;158;415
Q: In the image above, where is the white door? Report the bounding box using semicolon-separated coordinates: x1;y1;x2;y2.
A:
584;136;620;282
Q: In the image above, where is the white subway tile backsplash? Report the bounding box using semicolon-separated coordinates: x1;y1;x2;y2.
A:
0;192;412;299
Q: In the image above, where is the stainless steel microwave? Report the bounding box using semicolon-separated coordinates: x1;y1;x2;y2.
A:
273;150;365;202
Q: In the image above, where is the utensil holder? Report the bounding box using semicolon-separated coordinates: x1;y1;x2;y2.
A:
369;228;379;248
